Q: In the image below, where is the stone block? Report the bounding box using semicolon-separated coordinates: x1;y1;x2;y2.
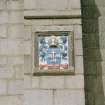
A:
32;26;73;32
101;49;105;60
81;0;95;6
8;11;23;23
0;39;8;55
0;0;6;10
52;19;81;25
32;77;40;88
24;41;32;55
0;56;7;65
74;25;82;39
102;76;105;94
24;55;32;74
0;11;8;24
0;80;7;95
68;0;81;9
85;92;95;105
75;39;83;50
95;76;105;93
85;61;97;75
75;39;83;55
8;56;24;65
54;90;85;105
24;0;36;9
0;66;15;78
24;26;32;40
24;90;53;105
85;76;97;92
75;56;84;74
24;20;32;26
7;0;23;10
82;7;98;19
24;75;32;89
8;80;23;95
0;25;7;38
40;76;64;89
82;19;98;33
95;93;105;105
8;40;24;55
8;25;24;39
75;48;83;56
0;96;22;105
99;34;105;49
32;19;53;26
37;0;68;10
64;75;84;89
15;65;24;79
101;62;105;74
95;0;105;6
84;49;102;61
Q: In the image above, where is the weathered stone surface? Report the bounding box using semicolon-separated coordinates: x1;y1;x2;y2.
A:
0;11;8;24
24;55;32;73
0;96;22;105
32;77;40;88
8;25;24;39
24;0;36;9
53;19;81;25
7;40;24;55
8;11;23;23
0;56;7;65
37;0;68;10
74;25;82;39
0;0;6;10
0;66;15;79
24;26;32;40
54;90;85;105
24;10;81;18
24;41;32;55
8;56;24;65
0;25;7;38
15;65;24;79
24;75;32;89
7;0;23;10
40;76;64;89
68;0;81;9
85;61;97;75
75;39;83;55
0;39;8;55
75;56;84;74
0;0;24;104
24;90;53;105
0;80;7;95
64;75;84;89
8;80;23;95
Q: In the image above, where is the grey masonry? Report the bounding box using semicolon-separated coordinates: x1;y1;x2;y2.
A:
24;0;85;105
0;0;105;105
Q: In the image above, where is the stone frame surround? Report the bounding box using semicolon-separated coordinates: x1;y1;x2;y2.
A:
33;27;74;75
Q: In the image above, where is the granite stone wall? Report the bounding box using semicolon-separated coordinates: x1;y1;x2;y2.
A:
0;0;23;105
81;0;105;105
0;0;105;105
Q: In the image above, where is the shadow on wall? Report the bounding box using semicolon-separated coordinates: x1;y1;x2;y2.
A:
81;0;105;105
